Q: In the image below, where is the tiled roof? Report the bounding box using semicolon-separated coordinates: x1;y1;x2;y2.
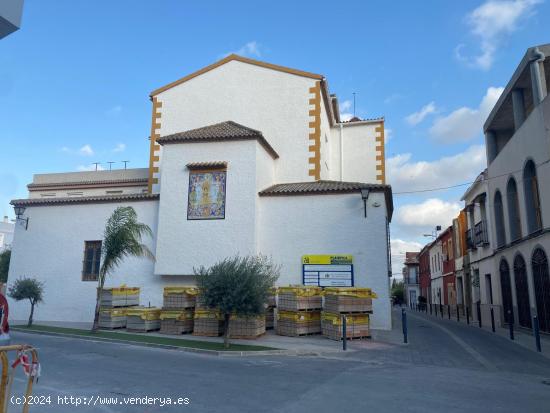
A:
404;252;419;265
27;178;148;190
259;180;393;219
11;193;159;207
186;161;228;170
156;121;279;159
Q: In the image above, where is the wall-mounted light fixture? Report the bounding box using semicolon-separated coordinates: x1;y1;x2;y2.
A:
360;188;370;218
13;205;28;230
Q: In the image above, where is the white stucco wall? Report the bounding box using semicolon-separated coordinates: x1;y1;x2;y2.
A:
155;60;316;185
155;139;270;275
257;191;391;330
7;200;160;323
339;122;380;183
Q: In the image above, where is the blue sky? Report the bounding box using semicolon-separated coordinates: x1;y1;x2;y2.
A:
1;0;548;273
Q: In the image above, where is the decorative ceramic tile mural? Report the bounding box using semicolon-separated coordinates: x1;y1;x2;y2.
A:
187;170;226;220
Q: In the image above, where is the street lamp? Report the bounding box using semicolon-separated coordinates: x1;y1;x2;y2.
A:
360;188;370;218
13;205;29;230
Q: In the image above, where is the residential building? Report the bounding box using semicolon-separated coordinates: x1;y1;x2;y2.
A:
419;243;432;304
453;210;468;310
0;0;23;39
9;55;394;329
483;44;550;332
440;226;456;305
0;217;14;251
403;252;420;306
429;239;443;306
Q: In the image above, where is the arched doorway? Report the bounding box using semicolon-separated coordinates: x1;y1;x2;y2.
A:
500;259;514;324
532;248;550;332
513;255;531;328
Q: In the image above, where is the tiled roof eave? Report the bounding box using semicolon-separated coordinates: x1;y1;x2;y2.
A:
11;193;159;207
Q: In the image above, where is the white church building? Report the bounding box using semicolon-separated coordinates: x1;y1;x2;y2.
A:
9;55;394;329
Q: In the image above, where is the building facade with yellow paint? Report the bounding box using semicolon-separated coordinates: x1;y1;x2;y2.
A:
9;55;394;329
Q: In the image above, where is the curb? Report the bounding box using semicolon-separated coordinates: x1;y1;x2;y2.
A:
11;328;325;357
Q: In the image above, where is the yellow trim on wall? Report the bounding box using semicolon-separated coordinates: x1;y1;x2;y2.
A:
150;54;324;97
148;97;163;192
308;81;322;180
375;122;386;184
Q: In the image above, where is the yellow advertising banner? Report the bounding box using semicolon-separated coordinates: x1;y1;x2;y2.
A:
302;255;353;265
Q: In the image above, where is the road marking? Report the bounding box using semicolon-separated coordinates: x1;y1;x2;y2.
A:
408;312;497;371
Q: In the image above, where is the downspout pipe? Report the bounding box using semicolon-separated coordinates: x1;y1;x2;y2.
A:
530;47;546;105
339;123;344;181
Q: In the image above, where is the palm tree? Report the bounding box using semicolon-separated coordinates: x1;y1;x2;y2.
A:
92;206;155;332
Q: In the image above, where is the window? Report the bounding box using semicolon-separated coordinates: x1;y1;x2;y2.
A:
494;191;506;247
187;170;227;220
506;178;522;241
523;160;542;234
82;241;102;281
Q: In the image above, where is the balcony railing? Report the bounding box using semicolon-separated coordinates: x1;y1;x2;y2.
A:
466;229;476;250
474;220;489;247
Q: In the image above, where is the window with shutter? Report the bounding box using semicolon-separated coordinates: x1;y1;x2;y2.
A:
82;241;102;281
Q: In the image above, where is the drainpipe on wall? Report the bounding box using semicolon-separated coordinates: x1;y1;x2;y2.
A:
339;123;344;181
530;47;546;105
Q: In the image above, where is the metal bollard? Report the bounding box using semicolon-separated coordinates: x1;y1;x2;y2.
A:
466;306;470;325
457;305;460;322
402;308;408;344
430;304;433;315
534;316;542;352
508;311;514;340
490;308;495;332
440;304;443;318
477;302;482;328
448;305;451;320
342;315;347;351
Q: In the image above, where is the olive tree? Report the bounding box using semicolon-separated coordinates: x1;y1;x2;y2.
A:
8;277;44;327
0;249;11;283
194;255;280;348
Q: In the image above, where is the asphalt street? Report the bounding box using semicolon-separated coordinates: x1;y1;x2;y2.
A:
5;310;550;413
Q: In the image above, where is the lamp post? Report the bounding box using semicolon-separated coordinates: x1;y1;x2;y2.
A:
360;188;370;218
13;205;29;230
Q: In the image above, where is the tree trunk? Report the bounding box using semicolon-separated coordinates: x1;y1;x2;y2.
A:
91;275;106;332
223;313;231;349
28;300;34;327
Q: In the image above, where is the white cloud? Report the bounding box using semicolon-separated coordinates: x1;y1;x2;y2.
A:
391;239;423;277
458;0;542;70
339;100;353;121
78;144;94;156
222;41;262;58
396;198;462;229
112;143;126;153
429;87;503;143
387;145;486;192
77;164;104;172
60;146;70;153
384;93;404;104
405;102;437;126
385;128;393;142
107;105;122;115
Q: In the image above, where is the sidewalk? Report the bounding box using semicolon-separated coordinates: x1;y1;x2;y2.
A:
404;306;550;359
12;319;403;355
